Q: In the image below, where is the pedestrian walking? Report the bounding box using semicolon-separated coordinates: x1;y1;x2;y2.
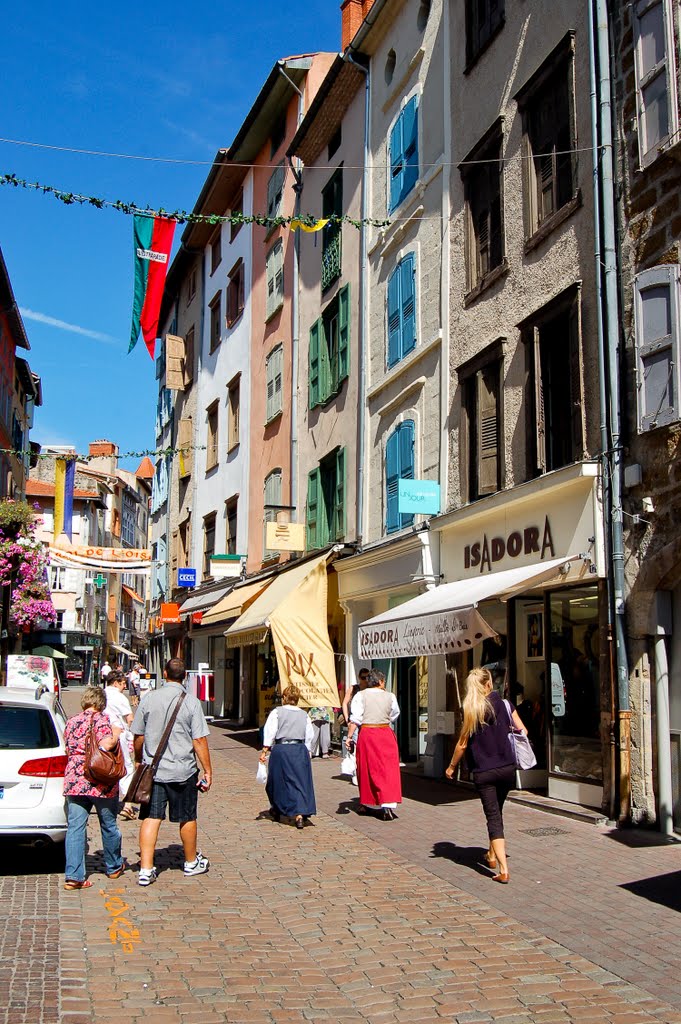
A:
131;658;212;887
346;669;401;821
126;663;141;700
445;666;528;884
104;670;137;821
63;686;126;890
99;660;112;685
260;685;316;829
307;705;331;758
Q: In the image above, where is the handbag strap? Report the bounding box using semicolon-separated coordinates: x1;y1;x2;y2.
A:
150;692;186;770
502;698;515;732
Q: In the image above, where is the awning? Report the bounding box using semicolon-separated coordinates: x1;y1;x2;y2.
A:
31;644;67;660
121;584;144;604
110;642;137;659
178;581;234;617
226;553;330;648
358;555;578;659
201;579;273;627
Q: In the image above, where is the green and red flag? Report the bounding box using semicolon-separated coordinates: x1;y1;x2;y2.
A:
128;214;176;360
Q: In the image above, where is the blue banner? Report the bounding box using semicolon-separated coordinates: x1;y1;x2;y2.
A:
397;479;441;516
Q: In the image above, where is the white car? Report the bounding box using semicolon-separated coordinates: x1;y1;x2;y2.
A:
0;686;68;847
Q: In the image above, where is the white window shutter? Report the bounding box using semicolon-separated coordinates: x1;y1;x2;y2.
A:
634;264;680;431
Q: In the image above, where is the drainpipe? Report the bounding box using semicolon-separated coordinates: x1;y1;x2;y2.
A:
589;0;631;821
346;52;369;546
439;0;452;511
654;592;674;834
279;62;305;523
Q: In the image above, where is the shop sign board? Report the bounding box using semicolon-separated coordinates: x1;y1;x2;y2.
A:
265;522;306;552
177;568;197;588
160;602;181;624
398;479;441;516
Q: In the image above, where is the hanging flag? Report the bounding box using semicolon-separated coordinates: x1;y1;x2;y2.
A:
54;457;76;542
63;459;75;541
128;214;176;360
290;217;329;233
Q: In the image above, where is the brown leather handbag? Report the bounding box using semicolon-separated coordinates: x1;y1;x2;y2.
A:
126;693;186;804
84;716;126;787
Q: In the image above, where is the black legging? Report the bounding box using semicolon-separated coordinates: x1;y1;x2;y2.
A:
473;765;516;841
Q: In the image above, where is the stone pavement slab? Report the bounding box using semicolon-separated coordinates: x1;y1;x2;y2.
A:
44;720;681;1024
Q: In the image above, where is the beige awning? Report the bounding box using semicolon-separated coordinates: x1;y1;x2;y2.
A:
358;555;579;660
178;581;234;617
201;579;272;627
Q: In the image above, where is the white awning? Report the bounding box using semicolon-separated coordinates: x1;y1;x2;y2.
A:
178;582;234;617
358;555;578;659
110;642;137;659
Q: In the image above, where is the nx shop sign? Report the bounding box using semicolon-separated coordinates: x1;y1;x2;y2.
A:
464;516;555;574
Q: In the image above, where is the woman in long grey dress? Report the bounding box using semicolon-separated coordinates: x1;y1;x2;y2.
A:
260;685;316;829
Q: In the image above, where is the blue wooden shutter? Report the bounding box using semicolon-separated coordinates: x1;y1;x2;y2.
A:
399;419;415;529
387;265;402;368
389;116;403;212
309;319;320;409
306;469;319;549
401;253;416;358
338;284;350;383
385;430;400;533
402;97;419;201
334;448;345;540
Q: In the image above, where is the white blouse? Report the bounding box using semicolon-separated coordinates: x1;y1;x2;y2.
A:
263;707;316;752
349;690;400;727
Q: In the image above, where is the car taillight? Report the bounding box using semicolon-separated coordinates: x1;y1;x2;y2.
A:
18;755;68;778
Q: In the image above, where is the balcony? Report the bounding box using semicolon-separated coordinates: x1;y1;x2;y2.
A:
321;226;341;292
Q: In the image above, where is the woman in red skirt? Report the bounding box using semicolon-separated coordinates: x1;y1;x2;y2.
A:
345;669;401;820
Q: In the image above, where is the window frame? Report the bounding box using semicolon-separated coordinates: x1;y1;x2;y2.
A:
202;512;217;580
465;0;505;70
321;168;343;292
457;339;505;502
210;230;222;275
187;266;197;305
205;400;219;473
227;374;241;451
633;264;681;431
225;496;238;555
263;469;283;560
309;284;350;409
266;240;284;320
230;190;244;242
265;344;284;424
387;254;417;369
306;448;345;550
633;0;679;168
460;119;506;297
209;292;222;353
267;162;286;222
385;420;416;535
226;258;245;328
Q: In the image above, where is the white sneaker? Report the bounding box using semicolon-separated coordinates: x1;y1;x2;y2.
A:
138;868;157;887
184;851;209;876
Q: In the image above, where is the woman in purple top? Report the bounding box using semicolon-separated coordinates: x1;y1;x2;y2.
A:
445;667;528;884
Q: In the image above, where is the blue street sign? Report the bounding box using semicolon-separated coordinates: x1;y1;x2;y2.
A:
177;568;197;588
397;479;441;516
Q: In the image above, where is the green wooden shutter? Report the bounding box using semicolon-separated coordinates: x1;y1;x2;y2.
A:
338;284;350;383
306;469;319;549
309;319;320;409
334;448;345;540
319;317;331;404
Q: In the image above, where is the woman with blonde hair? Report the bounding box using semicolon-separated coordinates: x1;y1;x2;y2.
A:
445;667;527;883
259;685;316;829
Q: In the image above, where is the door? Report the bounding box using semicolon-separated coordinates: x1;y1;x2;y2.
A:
396;657;418;762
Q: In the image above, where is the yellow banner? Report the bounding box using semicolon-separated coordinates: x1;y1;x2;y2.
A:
290;217;329;233
53;459;65;541
269;557;340;708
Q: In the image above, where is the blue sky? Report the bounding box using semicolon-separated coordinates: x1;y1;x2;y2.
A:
1;2;339;469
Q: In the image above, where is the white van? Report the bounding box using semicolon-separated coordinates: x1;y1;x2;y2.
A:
6;655;61;699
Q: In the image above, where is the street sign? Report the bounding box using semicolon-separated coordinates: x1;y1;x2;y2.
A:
177;568;197;588
397;479;441;516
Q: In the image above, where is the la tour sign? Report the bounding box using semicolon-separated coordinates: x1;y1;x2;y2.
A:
464;515;556;574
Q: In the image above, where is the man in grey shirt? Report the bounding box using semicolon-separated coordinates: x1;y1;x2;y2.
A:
132;658;212;886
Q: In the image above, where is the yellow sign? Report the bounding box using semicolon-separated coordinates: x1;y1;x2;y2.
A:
266;521;306;552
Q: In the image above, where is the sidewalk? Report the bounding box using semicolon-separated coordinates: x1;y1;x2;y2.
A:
42;716;681;1024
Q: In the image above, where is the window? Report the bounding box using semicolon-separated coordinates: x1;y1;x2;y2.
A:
178;417;193;478
517;35;577;240
230;191;243;242
226;259;245;327
462;122;504;294
523;285;584;477
209;292;221;352
322;170;343;291
187;266;197;304
634;264;681;431
385;421;415;534
50;566;66;591
227;375;240;450
266;240;284;319
465;0;505;68
633;0;679;167
263;470;282;560
225;497;238;555
184;326;194;388
458;342;503;502
206;401;219;472
306;448;345;549
387;255;416;368
122;493;136;547
179;516;191;567
203;513;216;579
210;230;222;275
309;285;350;408
389;96;419;212
267;163;285;221
266;345;284;422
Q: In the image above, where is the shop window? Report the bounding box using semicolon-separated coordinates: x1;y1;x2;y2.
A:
226;259;245;327
225;497;238;555
634;264;681;431
206;401;219;472
309;285;350;408
306;448;345;550
263;469;282;560
466;0;504;68
385;420;415;534
522;285;584;478
458;342;503;501
321;169;343;291
633;0;679;167
389;96;419;212
387;254;416;369
203;512;216;580
461;120;505;296
516;34;578;243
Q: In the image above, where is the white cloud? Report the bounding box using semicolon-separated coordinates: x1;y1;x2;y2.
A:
19;308;119;345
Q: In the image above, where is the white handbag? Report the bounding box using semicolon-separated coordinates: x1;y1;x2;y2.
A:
503;700;537;770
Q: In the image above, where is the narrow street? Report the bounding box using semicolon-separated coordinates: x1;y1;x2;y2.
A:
2;691;680;1024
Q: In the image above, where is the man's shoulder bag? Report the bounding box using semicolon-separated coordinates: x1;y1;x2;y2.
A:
127;692;186;804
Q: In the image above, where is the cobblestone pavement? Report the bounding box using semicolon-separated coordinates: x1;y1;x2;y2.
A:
4;698;681;1024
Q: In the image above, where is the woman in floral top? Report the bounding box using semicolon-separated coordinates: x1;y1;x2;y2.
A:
63;686;125;889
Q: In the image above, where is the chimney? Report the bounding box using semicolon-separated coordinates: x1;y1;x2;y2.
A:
88;439;119;475
341;0;374;51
